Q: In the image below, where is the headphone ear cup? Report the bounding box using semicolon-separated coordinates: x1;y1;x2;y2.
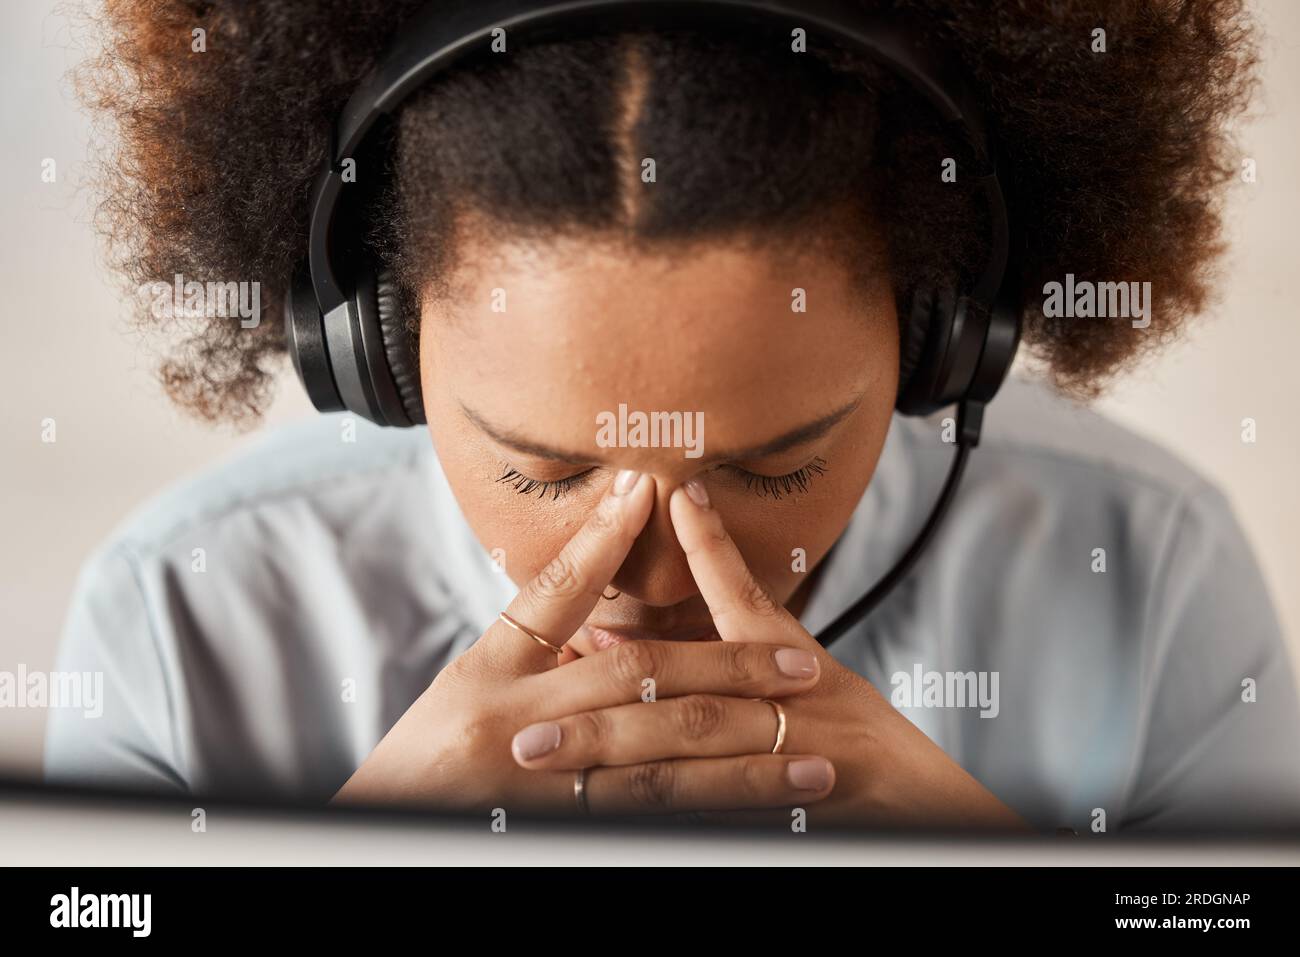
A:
285;266;345;413
896;287;934;404
895;284;955;415
374;267;426;426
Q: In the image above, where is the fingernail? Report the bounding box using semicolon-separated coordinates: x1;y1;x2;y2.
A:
512;722;562;761
775;648;818;678
682;478;709;508
787;758;832;791
613;469;640;496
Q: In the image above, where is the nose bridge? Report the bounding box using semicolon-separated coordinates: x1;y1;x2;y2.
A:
612;474;698;607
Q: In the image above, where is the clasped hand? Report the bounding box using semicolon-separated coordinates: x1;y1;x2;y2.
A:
334;471;1028;830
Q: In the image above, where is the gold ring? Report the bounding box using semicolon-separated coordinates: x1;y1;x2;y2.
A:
575;767;590;815
497;612;564;655
760;698;787;754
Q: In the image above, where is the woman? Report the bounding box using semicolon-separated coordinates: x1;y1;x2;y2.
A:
47;0;1299;831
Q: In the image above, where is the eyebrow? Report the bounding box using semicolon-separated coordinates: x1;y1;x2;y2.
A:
459;392;865;464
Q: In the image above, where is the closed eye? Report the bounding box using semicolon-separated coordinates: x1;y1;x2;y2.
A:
495;456;828;503
496;465;597;500
718;456;828;500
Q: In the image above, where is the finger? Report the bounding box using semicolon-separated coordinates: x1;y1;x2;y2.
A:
583;754;835;815
516;638;819;717
668;480;813;647
479;470;655;674
510;695;788;770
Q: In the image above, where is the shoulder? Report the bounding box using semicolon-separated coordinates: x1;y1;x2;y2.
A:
47;414;488;795
875;377;1297;828
967;377;1258;582
872;373;1281;667
893;373;1253;573
101;413;436;561
954;376;1273;612
941;374;1222;503
874;374;1246;592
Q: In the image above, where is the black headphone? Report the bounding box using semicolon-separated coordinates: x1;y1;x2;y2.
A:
284;0;1024;647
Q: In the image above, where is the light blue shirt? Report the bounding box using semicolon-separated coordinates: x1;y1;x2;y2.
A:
44;375;1300;830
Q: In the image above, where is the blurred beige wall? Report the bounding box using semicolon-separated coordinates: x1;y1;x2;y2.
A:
2;0;1298;775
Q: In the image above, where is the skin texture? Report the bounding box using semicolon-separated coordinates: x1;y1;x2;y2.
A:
421;230;896;657
332;227;1030;827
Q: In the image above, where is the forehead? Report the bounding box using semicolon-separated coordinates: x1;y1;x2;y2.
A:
425;234;891;438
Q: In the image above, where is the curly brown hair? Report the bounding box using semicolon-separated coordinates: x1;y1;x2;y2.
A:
77;0;1258;424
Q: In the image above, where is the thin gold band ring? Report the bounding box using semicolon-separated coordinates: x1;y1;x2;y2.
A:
497;612;564;655
759;698;788;754
575;767;590;814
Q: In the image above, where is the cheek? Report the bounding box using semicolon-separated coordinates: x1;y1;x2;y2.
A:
719;410;888;601
426;421;602;587
720;479;868;602
460;501;587;587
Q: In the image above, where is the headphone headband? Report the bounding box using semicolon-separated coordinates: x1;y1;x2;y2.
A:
290;0;1021;425
307;0;1009;314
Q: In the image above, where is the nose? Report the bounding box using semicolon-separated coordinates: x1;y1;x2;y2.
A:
609;475;699;607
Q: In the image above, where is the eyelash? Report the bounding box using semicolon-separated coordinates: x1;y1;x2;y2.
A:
728;456;828;500
495;457;828;502
496;467;595;501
